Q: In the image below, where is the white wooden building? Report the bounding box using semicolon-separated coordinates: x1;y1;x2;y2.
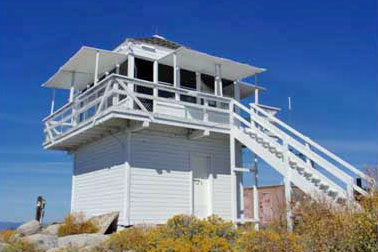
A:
42;35;371;228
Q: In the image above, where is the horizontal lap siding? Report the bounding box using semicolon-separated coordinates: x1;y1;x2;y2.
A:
72;165;126;223
73;131;128;224
130;131;232;223
74;132;126;175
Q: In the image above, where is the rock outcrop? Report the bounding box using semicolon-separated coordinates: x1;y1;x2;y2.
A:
16;220;41;236
58;233;108;248
41;224;61;236
21;234;58;250
89;211;119;234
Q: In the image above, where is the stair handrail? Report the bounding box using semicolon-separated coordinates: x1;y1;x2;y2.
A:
250;103;372;183
233;100;355;185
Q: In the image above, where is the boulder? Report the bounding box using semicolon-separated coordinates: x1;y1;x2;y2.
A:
41;224;61;236
89;212;119;234
58;233;108;248
16;220;41;236
21;234;58;250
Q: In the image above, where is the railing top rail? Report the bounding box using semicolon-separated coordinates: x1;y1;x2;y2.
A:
113;74;232;102
43;101;73;121
233;99;251;114
250;103;371;181
75;74;115;100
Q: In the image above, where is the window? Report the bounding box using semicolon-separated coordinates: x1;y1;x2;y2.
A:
119;60;128;76
180;69;196;90
135;58;153;82
158;64;174;85
200;74;215;94
222;78;234;98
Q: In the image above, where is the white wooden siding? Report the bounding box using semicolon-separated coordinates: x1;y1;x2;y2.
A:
71;165;127;223
73;131;128;224
73;127;235;225
130;130;233;223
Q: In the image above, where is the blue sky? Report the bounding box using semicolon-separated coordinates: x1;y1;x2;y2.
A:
0;0;376;223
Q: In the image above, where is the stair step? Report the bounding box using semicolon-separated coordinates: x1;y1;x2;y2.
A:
296;166;305;172
262;142;270;147
319;184;330;191
304;172;312;178
269;147;277;153
328;191;338;199
312;178;321;184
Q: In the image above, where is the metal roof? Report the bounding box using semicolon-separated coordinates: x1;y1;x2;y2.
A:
133;35;182;50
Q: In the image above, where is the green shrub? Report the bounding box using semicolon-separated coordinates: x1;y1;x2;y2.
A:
58;213;99;237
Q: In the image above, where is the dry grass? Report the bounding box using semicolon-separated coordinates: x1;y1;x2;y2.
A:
0;229;16;243
57;213;99;237
3;240;42;252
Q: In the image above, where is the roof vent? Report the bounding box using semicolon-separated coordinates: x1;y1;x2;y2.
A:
153;34;166;40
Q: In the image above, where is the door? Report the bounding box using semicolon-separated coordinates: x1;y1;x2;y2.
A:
191;154;211;218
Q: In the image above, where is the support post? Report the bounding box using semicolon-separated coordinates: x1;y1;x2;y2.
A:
173;53;180;101
50;88;56;115
127;54;135;109
153;60;158;112
215;64;223;97
230;135;237;223
69;72;77;125
254;89;259;104
252;153;259;230
196;72;201;104
94;50;100;85
283;139;293;232
69;72;76;103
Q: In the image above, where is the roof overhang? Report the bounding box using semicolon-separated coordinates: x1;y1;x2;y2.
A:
158;47;266;80
42;46;127;90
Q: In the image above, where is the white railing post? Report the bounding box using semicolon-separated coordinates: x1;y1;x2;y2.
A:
113;80;119;106
283;139;293;232
203;99;209;123
252;153;260;230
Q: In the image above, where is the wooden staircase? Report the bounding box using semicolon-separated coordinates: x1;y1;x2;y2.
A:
231;100;371;205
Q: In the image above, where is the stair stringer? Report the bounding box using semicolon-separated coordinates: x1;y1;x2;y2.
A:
232;126;344;203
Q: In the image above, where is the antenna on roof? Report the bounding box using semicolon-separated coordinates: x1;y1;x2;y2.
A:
288;96;292;125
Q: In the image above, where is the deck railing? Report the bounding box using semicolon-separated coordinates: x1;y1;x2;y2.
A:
43;74;233;145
